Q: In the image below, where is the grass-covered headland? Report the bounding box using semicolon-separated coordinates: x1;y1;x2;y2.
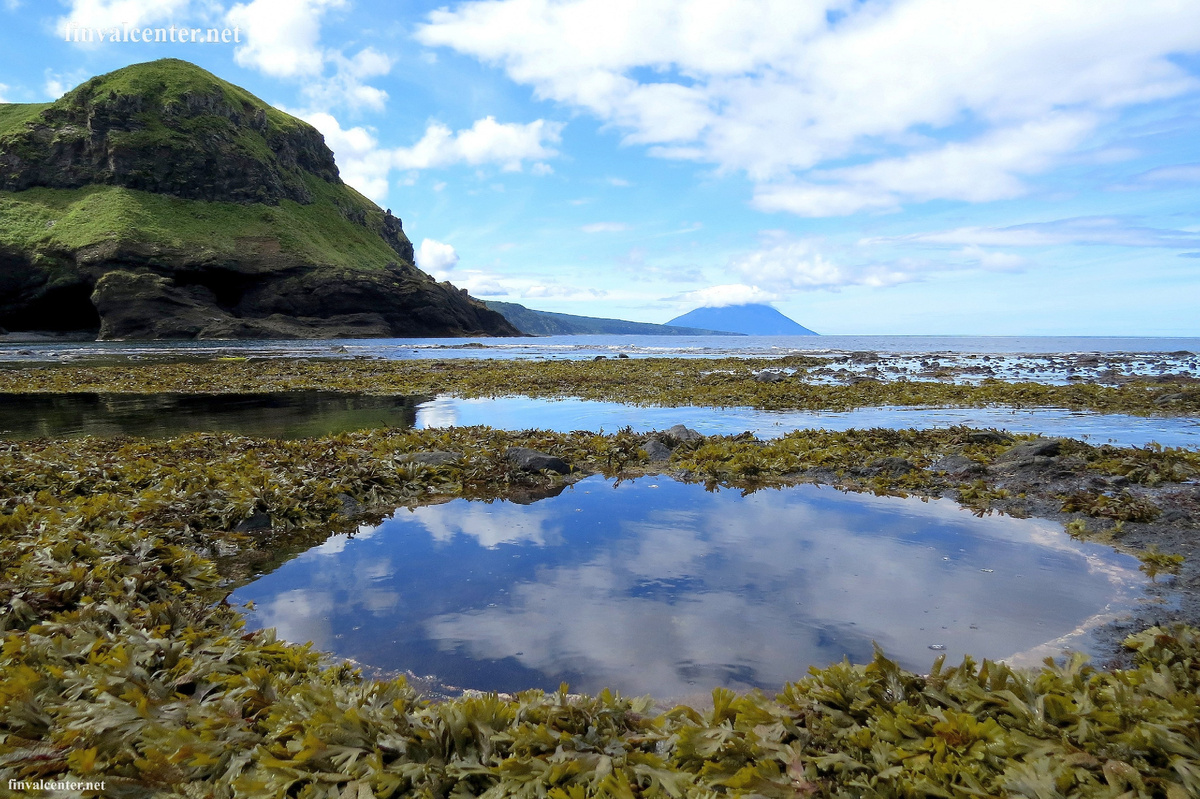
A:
2;422;1199;798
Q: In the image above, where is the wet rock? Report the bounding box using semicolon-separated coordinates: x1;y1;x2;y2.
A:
1154;392;1186;406
336;493;364;517
643;439;673;462
996;438;1064;462
505;447;571;474
753;369;787;383
399;451;462;467
963;430;1014;444
593;355;607;361
666;424;704;442
617;353;629;359
872;456;915;476
234;510;271;532
929;454;986;478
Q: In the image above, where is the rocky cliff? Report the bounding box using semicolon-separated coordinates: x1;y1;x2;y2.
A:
0;59;519;340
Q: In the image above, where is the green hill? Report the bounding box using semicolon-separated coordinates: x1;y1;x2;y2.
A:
0;59;517;340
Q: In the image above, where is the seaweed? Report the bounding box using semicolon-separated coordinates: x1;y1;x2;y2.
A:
1;356;1197;417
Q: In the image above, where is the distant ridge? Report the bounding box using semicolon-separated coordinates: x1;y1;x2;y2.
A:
667;304;817;335
484;301;743;336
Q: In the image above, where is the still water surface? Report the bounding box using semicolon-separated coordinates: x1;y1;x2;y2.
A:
232;476;1144;699
3;391;1196;449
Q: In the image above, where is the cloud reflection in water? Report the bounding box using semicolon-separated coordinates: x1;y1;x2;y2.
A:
235;477;1143;699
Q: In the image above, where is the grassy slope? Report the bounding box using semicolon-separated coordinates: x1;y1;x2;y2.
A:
0;178;404;272
0;102;51;137
0;61;406;274
50;60;307;168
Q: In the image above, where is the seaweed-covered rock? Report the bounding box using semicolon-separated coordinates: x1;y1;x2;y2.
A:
643;438;673;462
997;438;1064;462
666;424;704;443
399;451;463;467
505;447;571;474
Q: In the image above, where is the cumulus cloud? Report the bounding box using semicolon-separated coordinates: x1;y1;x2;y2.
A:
675;284;777;308
418;0;1200;214
57;0;191;36
580;222;628;233
392;116;562;172
303;110;561;200
226;0;344;78
726;235;1016;293
753;114;1096;216
0;83;8;103
304;47;393;112
300;111;392;200
225;0;390;112
415;238;460;275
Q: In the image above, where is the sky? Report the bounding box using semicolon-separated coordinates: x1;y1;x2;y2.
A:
2;0;1199;335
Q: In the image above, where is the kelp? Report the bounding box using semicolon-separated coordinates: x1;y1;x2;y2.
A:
2;425;1199;797
1;356;1197;415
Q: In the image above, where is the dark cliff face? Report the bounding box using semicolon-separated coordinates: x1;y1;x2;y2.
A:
0;59;520;340
0;61;338;204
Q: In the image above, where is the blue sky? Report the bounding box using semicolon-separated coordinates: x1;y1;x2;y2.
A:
2;0;1199;335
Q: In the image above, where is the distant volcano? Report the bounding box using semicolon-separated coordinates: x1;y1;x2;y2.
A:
666;304;817;335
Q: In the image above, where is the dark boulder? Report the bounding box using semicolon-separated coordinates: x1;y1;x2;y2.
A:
505;447;571;474
997;438;1064;462
928;454;986;479
643;439;673;462
666;424;704;443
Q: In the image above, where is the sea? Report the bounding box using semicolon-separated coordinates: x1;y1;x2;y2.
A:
3;334;1200;362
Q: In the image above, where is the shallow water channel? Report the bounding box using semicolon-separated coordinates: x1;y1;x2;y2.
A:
2;391;1197;448
231;476;1145;700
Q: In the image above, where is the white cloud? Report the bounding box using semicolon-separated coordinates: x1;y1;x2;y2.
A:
42;68;88;101
416;238;460;275
522;284;607;300
300;111;391;201
419;0;1200;214
57;0;190;36
530;162;554;176
304;47;393;112
1135;163;1200;184
580;222;628;233
956;246;1029;272
754;112;1096;216
731;238;851;290
303;110;561;202
226;0;344;78
453;271;509;296
0;83;9;103
392;116;562;172
677;284;777;308
890;217;1200;248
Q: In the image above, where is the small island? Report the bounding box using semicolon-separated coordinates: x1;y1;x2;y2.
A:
0;59;517;340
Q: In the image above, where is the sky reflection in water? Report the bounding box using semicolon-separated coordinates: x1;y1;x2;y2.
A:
233;477;1144;700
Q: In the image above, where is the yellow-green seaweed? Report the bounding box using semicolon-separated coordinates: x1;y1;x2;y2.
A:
2;424;1199;797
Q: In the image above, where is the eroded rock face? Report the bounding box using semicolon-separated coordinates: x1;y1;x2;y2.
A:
82;262;516;340
0;72;337;204
0;59;520;340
